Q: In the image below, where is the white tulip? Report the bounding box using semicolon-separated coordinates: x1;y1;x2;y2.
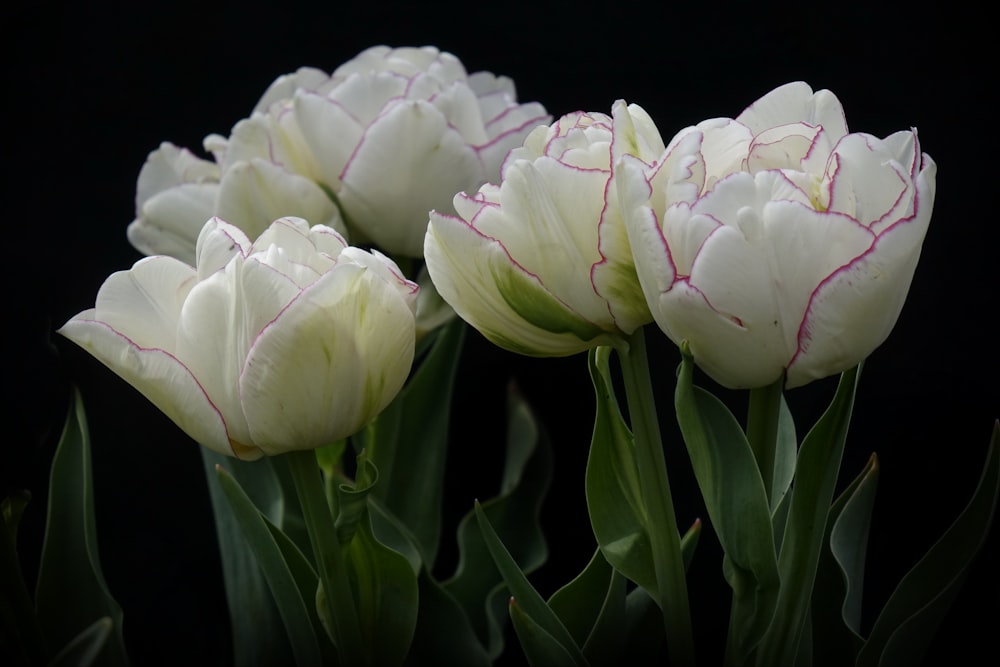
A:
61;217;418;458
424;102;660;356
619;82;937;388
128;46;548;263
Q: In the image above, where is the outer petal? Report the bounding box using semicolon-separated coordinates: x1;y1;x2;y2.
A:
89;256;198;350
786;154;936;387
57;317;244;457
425;210;612;356
238;263;416;454
338;100;485;257
128;182;218;263
215;159;346;242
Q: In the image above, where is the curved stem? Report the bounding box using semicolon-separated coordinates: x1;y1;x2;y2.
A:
287;449;367;666
618;328;696;666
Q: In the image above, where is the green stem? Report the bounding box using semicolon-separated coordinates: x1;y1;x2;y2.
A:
746;377;784;507
617;328;696;666
287;449;367;666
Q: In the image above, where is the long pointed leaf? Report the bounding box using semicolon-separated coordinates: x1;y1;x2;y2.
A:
201;448;295;666
674;348;779;663
405;571;491;667
756;364;862;666
585;347;657;598
215;464;323;667
475;501;589;666
35;388;128;667
812;453;879;666
857;421;1000;667
510;598;580;667
442;383;552;658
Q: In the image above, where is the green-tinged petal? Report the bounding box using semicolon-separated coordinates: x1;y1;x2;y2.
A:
57;318;239;457
240;264;415;454
425;210;611;356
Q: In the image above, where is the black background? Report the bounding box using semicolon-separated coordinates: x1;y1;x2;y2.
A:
6;1;997;665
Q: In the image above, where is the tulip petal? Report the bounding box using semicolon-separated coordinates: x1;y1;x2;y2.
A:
338;100;485;257
175;256;302;448
129;182;219;263
196;218;252;280
90;256;198;350
57;317;244;458
215;159;347;242
238;264;416;454
787;156;936;388
425;210;611;356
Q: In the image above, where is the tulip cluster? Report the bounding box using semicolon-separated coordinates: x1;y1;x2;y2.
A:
45;44;994;667
128;45;549;263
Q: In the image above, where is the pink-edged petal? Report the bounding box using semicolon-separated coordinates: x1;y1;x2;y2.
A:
825;132;915;231
238;263;416;454
254;66;330;113
174;256;300;447
482;159;608;313
196;218;252;280
91;256;198;350
425;210;612;356
737;82;848;141
617;156;680;317
338;100;485;257
786;155;935;388
57;316;249;458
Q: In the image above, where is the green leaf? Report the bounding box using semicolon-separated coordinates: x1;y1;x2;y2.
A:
442;383;552;659
674;348;779;663
405;571;491;667
367;317;466;568
771;395;798;516
548;548;615;648
585;347;657;599
509;598;581;667
342;507;419;667
200;448;296;666
548;548;629;666
48;616;112;667
215;464;324;667
35;388;128;667
811;453;879;666
857;421;1000;667
623;586;666;663
756;363;862;667
475;501;589;666
1;491;46;666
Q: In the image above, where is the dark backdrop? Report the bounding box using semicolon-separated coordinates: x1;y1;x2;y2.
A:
6;1;997;665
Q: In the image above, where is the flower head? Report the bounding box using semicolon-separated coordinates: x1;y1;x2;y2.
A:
425;102;661;356
62;217;418;458
619;82;936;388
129;46;550;262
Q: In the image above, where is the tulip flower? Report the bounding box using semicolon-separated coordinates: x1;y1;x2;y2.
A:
618;82;937;388
61;217;418;459
424;102;661;356
128;141;347;266
130;46;550;263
